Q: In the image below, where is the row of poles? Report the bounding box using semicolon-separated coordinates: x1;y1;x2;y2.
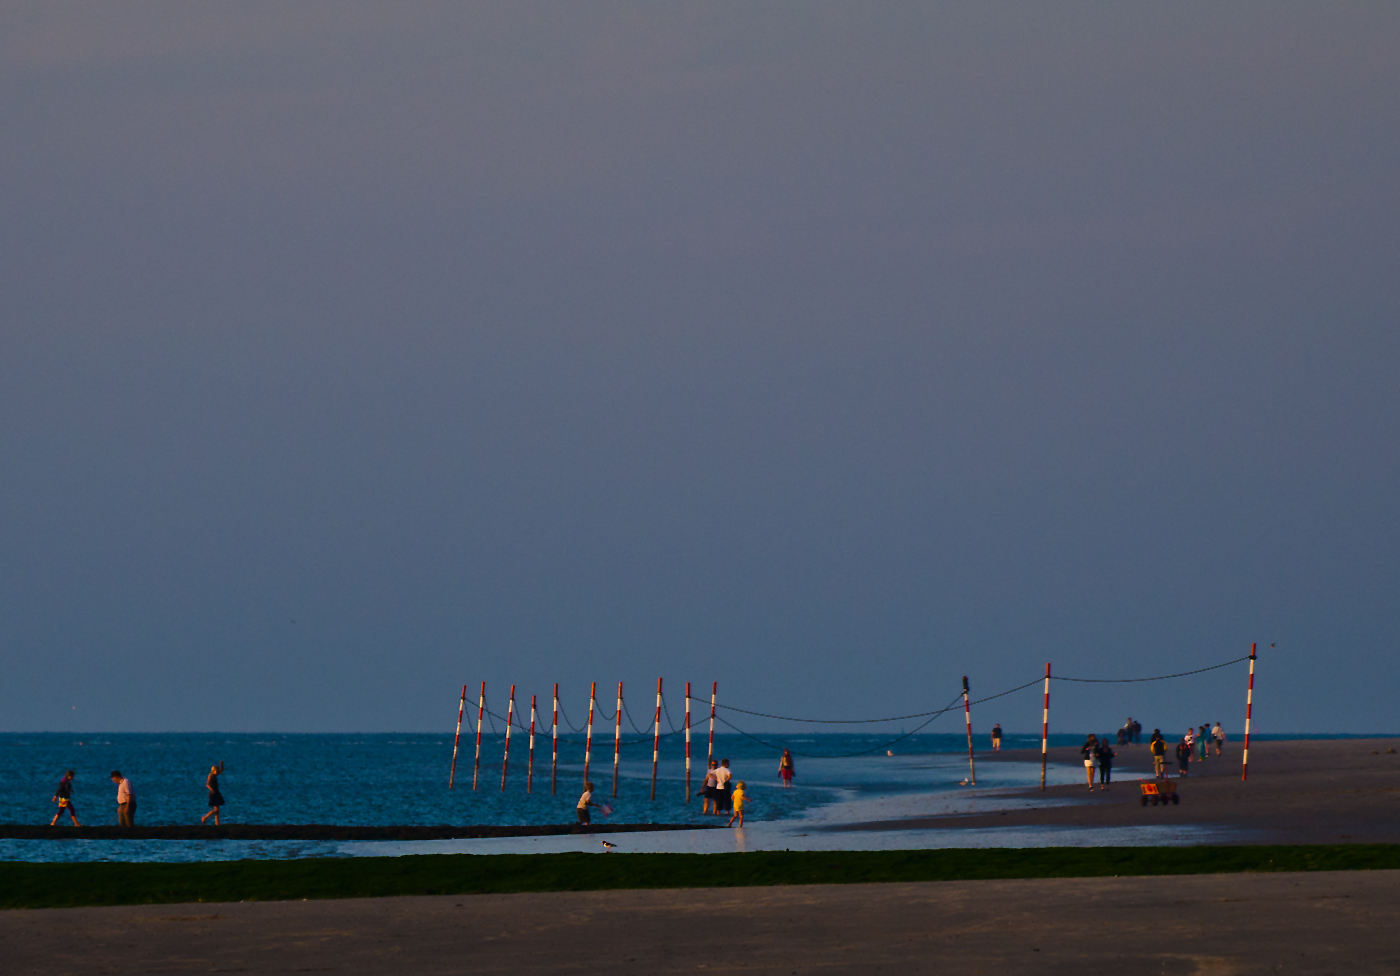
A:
446;642;1263;798
448;680;719;800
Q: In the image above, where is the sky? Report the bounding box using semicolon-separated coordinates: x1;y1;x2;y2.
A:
2;2;1397;735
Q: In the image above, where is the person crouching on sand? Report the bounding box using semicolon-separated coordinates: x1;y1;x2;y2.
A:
727;781;748;827
577;782;600;827
200;761;226;825
50;769;80;826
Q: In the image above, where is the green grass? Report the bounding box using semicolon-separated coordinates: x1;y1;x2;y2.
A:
3;845;1398;911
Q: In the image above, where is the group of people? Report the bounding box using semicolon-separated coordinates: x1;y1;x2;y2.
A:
1079;734;1117;789
1144;723;1225;778
47;762;227;826
699;757;752;826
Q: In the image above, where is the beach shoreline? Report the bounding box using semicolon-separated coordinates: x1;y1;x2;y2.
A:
835;736;1400;844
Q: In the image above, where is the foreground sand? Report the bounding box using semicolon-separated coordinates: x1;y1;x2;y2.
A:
3;870;1398;974
841;736;1400;844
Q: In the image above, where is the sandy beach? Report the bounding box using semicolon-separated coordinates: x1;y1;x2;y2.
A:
3;870;1398;975
840;736;1400;844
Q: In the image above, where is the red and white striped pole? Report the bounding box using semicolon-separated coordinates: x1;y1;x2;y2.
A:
707;681;717;766
501;684;515;790
684;681;692;802
1242;643;1258;782
527;694;537;794
962;676;976;786
472;681;486;790
612;681;623;798
584;681;596;786
449;684;467;789
1039;664;1051;791
650;677;663;801
551;682;559;795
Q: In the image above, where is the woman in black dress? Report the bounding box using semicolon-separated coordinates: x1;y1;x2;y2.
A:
200;761;226;825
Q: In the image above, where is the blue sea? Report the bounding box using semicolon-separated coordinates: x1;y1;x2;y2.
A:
0;732;1371;862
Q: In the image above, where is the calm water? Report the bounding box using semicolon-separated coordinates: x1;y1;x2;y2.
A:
0;731;1372;862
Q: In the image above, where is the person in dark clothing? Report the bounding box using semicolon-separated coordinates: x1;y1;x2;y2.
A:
1175;738;1192;776
1097;736;1115;787
200;761;226;825
50;770;80;826
1132;720;1142;744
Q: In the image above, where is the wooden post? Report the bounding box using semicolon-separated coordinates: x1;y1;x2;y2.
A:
707;681;717;766
501;684;515;790
1242;643;1258;781
1039;664;1051;791
551;682;559;795
449;684;467;789
472;681;485;790
684;681;692;802
650;677;663;801
584;681;596;786
612;681;623;798
527;694;537;794
962;676;976;786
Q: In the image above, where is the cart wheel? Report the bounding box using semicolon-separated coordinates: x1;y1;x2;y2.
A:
1172;794;1180;805
1151;796;1159;805
1140;796;1148;806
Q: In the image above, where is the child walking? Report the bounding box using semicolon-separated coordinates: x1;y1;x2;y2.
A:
727;781;749;827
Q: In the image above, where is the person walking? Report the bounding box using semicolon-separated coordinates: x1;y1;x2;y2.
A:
1176;737;1192;776
1080;734;1099;789
50;770;81;826
1096;735;1115;788
1199;725;1210;761
714;759;734;814
1213;722;1226;755
727;781;749;827
778;749;795;787
1149;730;1166;778
110;771;136;826
990;724;1002;752
200;762;226;825
576;782;600;827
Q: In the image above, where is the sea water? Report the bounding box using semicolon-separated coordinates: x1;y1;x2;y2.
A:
0;732;1362;862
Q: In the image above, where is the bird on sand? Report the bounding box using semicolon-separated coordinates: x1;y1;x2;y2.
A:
601;841;618;852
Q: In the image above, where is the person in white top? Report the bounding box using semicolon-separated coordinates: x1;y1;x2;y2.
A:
1212;722;1226;755
110;771;136;826
577;782;599;826
713;759;733;814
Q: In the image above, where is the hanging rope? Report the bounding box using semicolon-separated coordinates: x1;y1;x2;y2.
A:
555;700;586;734
622;697;654;735
711;691;965;758
692;698;956;724
1052;656;1250;683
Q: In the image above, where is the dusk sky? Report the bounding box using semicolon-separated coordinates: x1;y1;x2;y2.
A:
2;3;1397;734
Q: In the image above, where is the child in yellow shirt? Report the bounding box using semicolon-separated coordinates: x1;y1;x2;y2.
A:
727;781;749;827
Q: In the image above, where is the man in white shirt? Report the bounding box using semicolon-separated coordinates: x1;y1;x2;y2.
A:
1213;723;1226;755
110;771;136;826
713;759;733;814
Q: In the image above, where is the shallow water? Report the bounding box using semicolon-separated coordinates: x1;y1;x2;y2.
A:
0;732;1355;862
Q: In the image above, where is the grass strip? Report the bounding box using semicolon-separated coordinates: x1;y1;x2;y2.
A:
3;845;1398;911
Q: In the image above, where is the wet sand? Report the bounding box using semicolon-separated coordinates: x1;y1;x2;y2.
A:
4;870;1399;974
841;737;1400;844
0;822;714;842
